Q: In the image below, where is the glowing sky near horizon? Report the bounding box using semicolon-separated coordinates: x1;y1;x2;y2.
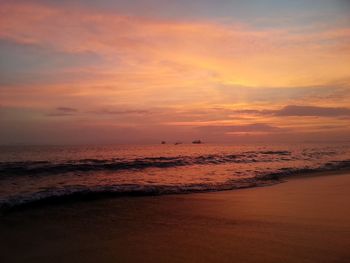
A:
0;0;350;144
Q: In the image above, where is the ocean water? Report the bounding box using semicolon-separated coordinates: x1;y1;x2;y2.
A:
1;143;350;209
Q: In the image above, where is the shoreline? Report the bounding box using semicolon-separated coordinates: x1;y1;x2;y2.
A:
1;170;350;262
2;167;350;213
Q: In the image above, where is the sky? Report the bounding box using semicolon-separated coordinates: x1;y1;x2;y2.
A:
0;0;350;144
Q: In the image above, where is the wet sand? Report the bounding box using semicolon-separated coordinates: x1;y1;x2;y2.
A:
1;172;350;263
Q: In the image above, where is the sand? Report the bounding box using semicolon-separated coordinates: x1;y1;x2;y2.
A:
1;172;350;263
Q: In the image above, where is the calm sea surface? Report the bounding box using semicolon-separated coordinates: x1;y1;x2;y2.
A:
1;143;350;208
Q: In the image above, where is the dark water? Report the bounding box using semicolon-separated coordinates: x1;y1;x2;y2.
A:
1;143;350;209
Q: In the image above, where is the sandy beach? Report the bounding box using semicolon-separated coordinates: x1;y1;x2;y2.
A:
1;172;350;263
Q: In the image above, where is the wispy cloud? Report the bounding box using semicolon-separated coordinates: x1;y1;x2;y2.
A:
0;1;349;143
46;106;78;117
56;107;78;113
90;109;149;115
197;123;284;134
275;105;350;117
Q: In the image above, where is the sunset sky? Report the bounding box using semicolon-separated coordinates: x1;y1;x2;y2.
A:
1;0;350;144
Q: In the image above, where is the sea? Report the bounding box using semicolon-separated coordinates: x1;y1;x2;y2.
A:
1;143;350;209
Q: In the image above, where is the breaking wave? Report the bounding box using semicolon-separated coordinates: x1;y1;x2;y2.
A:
0;150;293;177
1;159;350;211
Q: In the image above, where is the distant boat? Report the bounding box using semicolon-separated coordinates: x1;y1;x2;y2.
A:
192;140;202;144
174;142;182;145
161;141;166;144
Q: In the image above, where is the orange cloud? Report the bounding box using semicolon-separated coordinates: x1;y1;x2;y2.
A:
1;1;350;143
